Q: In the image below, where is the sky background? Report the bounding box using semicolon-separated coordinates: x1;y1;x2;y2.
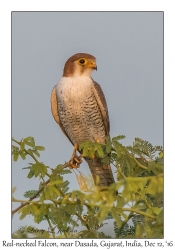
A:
12;12;163;236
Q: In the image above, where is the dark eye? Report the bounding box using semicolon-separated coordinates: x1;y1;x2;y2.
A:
79;59;85;64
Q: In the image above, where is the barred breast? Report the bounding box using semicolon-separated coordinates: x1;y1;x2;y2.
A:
56;76;106;145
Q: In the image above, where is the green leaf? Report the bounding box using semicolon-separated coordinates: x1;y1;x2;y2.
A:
111;208;122;228
12;145;19;151
27;163;48;179
35;146;45;151
31;204;41;215
159;151;163;158
152;207;162;215
53;165;72;175
106;144;111;154
32;149;40;157
23;190;40;198
96;146;104;158
102;155;110;164
145;177;163;195
78;229;98;238
116;196;125;207
12;135;163;239
24;136;35;147
13;152;19;161
27;169;35;179
113;135;126;141
20;141;25;151
133;203;146;210
44;185;60;198
19;151;26;160
48;180;64;186
19;204;33;219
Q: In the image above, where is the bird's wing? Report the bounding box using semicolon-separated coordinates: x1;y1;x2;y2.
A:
92;80;110;135
50;86;73;145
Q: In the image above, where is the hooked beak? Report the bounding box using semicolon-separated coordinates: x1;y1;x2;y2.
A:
88;61;97;71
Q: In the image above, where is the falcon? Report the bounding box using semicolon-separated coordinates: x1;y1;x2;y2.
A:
51;53;115;187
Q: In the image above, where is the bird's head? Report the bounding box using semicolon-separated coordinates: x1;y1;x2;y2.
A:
63;53;97;77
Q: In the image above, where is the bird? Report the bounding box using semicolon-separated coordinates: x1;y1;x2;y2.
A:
51;53;115;188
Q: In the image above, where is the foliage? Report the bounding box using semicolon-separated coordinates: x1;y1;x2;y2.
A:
12;136;163;238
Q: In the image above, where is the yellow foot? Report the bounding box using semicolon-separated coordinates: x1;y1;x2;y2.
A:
68;144;83;169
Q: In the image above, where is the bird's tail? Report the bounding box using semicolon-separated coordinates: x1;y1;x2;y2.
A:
85;157;115;188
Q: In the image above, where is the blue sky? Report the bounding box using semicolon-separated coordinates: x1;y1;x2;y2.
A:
12;11;163;235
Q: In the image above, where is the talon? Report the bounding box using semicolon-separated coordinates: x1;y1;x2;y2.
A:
68;160;79;169
68;162;73;169
74;156;82;164
68;144;83;169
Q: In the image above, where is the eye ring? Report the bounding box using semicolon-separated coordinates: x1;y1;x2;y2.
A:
79;59;85;64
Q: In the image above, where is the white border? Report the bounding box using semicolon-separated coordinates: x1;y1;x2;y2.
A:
1;0;174;246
